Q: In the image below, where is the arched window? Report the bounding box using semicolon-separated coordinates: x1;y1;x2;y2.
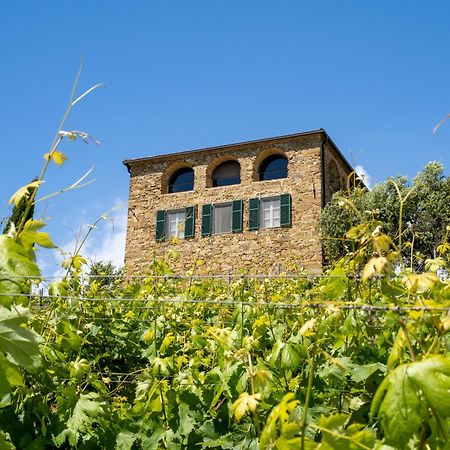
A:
258;155;288;181
168;167;194;193
212;160;241;187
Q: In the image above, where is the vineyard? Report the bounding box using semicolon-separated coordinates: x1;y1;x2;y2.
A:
1;75;450;449
0;243;449;449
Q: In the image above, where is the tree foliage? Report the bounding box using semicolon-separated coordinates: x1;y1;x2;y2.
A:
320;162;450;266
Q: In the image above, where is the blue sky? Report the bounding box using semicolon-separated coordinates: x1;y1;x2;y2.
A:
1;1;450;271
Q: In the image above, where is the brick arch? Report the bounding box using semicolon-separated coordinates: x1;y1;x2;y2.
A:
161;161;195;194
253;147;288;181
206;155;241;188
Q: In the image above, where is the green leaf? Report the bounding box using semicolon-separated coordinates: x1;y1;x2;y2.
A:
371;355;450;448
54;393;103;447
0;429;15;450
0;305;42;368
386;329;406;370
351;363;385;383
321;265;348;299
0;236;40;307
201;434;234;448
178;402;196;438
270;341;306;371
0;352;23;396
115;431;137;450
260;393;299;449
140;427;165;450
317;414;376;449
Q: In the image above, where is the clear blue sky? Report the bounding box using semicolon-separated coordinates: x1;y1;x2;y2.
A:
1;1;450;270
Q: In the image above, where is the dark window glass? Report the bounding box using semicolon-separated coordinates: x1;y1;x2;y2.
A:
258;155;288;181
168;168;194;193
212;161;241;187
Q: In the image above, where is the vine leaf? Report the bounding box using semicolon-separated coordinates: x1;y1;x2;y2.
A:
0;430;15;450
371;355;450;448
0;352;23;396
317;414;375;449
8;180;42;206
115;431;137;450
231;392;261;421
362;256;389;282
178;402;196;439
54;393;103;447
18;220;56;252
351;363;385;383
0;235;40;307
269;340;307;370
43;150;68;167
260;393;299;449
0;305;42;368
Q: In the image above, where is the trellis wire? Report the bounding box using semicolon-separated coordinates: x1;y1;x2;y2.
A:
2;292;449;313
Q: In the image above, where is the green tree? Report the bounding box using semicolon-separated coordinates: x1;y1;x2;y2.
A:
88;260;124;291
320;162;450;266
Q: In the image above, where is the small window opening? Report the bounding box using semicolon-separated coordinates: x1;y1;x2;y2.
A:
212;161;241;187
258;155;288;181
168;168;194;193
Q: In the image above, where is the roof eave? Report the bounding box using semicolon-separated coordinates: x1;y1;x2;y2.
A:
122;128;326;168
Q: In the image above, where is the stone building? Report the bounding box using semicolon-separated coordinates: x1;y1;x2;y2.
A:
123;129;355;275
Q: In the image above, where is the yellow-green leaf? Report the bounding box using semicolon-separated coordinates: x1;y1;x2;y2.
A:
44;150;68;167
8;181;41;206
18;220;56;251
362;256;389;282
402;273;439;293
62;255;87;271
231;392;261;421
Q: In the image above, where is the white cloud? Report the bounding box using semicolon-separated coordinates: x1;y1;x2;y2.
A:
64;208;127;268
83;210;127;267
39;204;127;279
354;165;372;189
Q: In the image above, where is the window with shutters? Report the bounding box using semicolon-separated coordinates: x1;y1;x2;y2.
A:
248;193;291;231
166;209;186;239
213;203;232;234
260;197;281;228
156;207;195;241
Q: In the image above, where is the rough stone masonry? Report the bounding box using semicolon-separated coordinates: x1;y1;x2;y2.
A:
123;129;354;275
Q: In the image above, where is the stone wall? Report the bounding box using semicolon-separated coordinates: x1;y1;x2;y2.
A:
124;132;353;275
323;140;352;204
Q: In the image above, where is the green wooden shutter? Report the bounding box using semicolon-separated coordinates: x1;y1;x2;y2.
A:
232;200;243;233
184;206;195;238
201;204;212;236
248;198;260;231
280;193;292;227
155;210;166;241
